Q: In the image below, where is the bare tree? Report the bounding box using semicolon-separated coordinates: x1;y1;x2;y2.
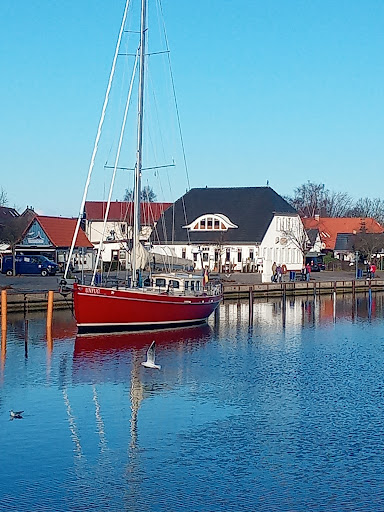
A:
353;232;384;263
123;185;157;202
349;197;384;225
285;182;327;217
213;232;227;273
285;181;353;217
323;190;354;217
282;217;310;264
0;216;26;275
0;187;8;206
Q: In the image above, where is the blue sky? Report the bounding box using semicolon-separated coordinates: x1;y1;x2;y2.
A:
1;0;383;217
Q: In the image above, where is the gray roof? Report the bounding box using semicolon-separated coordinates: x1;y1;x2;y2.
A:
335;232;384;252
0;206;19;222
334;233;354;252
307;228;319;246
153;187;297;244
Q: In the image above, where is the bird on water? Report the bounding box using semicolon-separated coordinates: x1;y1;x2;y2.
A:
141;341;161;370
10;410;24;419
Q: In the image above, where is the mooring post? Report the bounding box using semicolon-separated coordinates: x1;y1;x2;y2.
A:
248;286;254;326
46;290;54;337
1;290;7;333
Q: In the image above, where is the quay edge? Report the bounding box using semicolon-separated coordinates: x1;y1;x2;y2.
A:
223;279;384;299
0;279;383;313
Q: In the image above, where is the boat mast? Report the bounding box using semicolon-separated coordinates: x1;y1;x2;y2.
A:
132;0;147;287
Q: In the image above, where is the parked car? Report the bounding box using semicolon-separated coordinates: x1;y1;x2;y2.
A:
1;255;59;276
305;256;325;272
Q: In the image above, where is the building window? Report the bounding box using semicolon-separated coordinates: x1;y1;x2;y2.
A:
202;253;209;262
112;250;118;261
237;250;242;263
226;249;230;262
249;250;254;261
182;249;186;259
121;223;126;235
214;250;219;263
186;214;238;232
193;253;198;261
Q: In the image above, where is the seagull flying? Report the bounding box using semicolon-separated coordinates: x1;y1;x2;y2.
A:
141;341;161;370
10;410;24;419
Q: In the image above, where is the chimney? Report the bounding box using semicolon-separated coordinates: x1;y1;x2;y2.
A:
314;214;320;222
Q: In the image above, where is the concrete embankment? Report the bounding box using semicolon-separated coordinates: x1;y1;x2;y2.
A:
1;279;383;313
223;279;384;299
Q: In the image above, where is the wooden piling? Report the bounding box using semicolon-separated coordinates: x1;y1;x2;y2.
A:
46;290;54;334
248;287;254;325
1;290;7;333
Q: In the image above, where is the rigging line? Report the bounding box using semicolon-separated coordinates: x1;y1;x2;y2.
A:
65;0;131;280
158;0;191;191
181;194;191;245
92;49;139;286
151;221;172;273
153;164;169;244
172;199;175;245
144;61;167;171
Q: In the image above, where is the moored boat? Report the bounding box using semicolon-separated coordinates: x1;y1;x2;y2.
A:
74;273;221;334
67;0;222;334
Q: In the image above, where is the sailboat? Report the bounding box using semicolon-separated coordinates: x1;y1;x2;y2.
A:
65;0;222;335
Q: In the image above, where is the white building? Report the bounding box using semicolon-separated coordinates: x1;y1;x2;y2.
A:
152;187;305;282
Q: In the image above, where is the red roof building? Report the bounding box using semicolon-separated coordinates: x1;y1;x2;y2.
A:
84;201;172;224
302;217;383;251
14;215;94;269
21;216;92;249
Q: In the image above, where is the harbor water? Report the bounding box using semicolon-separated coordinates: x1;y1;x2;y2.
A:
1;292;384;511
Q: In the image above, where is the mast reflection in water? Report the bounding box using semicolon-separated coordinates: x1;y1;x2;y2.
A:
1;293;384;511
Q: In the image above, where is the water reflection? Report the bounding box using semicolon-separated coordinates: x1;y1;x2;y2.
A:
2;294;384;511
218;290;384;336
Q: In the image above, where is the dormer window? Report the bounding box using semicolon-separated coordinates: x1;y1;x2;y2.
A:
184;214;238;232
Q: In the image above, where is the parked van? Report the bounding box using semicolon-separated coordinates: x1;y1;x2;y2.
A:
1;255;59;276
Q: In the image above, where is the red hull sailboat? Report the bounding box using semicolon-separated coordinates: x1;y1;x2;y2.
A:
67;0;222;335
74;280;221;334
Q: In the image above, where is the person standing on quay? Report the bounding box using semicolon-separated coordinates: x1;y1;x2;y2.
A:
272;261;277;282
305;263;311;282
276;264;282;282
370;262;377;279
